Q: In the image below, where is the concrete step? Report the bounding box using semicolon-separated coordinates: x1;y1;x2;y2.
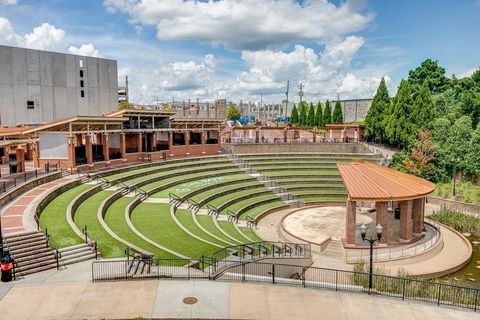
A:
61;251;96;266
59;245;92;257
12;246;52;259
4;231;40;241
5;233;45;246
7;239;48;251
15;250;56;264
16;263;58;276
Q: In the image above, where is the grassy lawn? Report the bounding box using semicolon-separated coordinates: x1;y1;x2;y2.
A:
196;215;240;245
220;194;278;215
300;196;347;203
239;200;286;220
103;196;178;259
239;227;263;242
285;183;344;189
433;181;480;204
207;187;268;209
153;173;251;198
264;170;341;177
190;179;259;203
253;166;339;171
217;221;251;243
132;203;222;259
39;184;92;248
275;177;344;182
175;210;230;247
289;190;347;196
73;190;126;258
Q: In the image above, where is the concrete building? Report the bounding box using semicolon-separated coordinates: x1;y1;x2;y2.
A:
0;45;118;126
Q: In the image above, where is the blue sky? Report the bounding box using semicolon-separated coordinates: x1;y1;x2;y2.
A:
0;0;479;104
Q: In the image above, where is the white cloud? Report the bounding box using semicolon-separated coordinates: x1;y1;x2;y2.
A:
0;17;22;46
23;23;65;50
0;0;17;5
159;55;215;91
104;0;373;50
68;43;100;57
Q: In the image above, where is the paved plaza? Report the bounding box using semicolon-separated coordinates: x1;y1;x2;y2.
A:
0;268;478;320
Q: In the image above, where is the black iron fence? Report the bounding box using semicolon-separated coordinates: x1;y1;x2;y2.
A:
0;165;59;194
92;258;480;312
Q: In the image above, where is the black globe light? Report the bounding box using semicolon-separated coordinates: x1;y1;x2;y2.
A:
359;223;383;292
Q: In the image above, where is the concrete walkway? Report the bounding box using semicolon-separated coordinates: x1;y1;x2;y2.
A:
0;276;478;320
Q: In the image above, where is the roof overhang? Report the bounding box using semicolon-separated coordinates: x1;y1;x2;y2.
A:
170;118;224;129
337;161;436;201
108;108;176;118
23;116;128;134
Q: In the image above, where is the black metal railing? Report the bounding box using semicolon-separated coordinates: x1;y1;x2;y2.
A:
0;166;59;194
92;258;480;312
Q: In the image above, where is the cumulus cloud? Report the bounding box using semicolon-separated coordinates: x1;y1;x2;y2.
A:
104;0;373;50
0;18;65;50
159;55;216;91
0;0;17;5
0;17;22;46
68;43;100;57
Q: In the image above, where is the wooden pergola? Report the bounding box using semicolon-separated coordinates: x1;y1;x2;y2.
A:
338;161;436;246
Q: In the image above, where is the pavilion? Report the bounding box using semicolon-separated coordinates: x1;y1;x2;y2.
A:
337;161;436;247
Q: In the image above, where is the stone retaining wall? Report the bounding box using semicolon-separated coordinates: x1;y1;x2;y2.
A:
427;196;480;215
224;143;371;154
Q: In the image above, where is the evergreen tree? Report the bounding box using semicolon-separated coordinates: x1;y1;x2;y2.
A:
411;80;436;130
315;102;324;127
332;100;343;124
307;102;316;126
299;101;308;126
385;80;415;147
290;104;299;125
465;125;480;177
407;59;449;94
227;104;241;121
365;78;390;141
461;90;480;129
445;116;473;171
323;100;332;125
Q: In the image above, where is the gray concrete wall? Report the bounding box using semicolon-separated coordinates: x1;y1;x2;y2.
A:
0;45;118;125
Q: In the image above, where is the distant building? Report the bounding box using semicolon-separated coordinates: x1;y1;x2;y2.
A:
118;75;129;103
0;45;118;126
338;98;372;123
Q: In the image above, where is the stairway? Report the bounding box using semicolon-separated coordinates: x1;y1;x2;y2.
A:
3;231;58;276
321;239;345;259
229;154;303;207
58;243;97;266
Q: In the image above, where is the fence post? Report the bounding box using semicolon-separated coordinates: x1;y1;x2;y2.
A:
303;267;306;288
242;262;246;282
475;289;479;312
35;169;38;178
272;264;275;284
402;278;406;300
188;260;191;280
14;178;16;187
335;270;338;291
437;283;442;306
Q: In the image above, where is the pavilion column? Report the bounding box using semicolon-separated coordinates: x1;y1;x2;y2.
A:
412;197;425;235
137;133;143;153
217;130;222;154
150;132;156;152
120;133;126;161
255;129;260;143
85;135;93;165
375;202;389;244
31;141;40;168
283;129;287;143
345;200;357;245
201;131;206;155
15;147;26;173
399;200;413;242
102;134;109;163
168;132;174;157
68;135;76;168
313;131;317;143
185;131;190;156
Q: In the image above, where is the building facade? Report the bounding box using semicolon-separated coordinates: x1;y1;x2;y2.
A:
0;45;118;126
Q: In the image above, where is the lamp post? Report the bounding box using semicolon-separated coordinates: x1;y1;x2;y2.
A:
360;223;383;292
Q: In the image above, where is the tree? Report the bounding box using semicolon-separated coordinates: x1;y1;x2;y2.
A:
332;100;343;124
315;102;324;127
465;125;480;178
444;116;473;171
385;80;414;147
407;59;449;94
431;117;451;147
365;77;390;141
299;101;308;126
460;89;480;129
323;100;332;125
290;104;299;125
118;100;134;110
307;102;316;126
471;68;480;85
227;104;241;121
411;80;436;130
403;131;436;181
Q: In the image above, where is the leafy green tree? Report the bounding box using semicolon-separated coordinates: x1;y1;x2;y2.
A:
118;100;134;110
385;80;414;147
290;104;299;125
299;101;308;126
408;59;449;94
307;102;316;126
227;104;241;121
323;100;332;125
431;117;451;146
471;68;480;86
465;125;480;178
365;77;390;142
411;80;436;130
332;100;343;124
460;90;480;128
315;102;324;127
444;116;473;172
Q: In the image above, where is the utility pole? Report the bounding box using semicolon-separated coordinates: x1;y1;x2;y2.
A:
298;83;304;105
260;94;263;122
285;80;290;117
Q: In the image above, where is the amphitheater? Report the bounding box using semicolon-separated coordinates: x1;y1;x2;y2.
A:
0;143;477;319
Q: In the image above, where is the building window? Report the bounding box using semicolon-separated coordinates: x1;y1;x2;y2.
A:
79;70;84;77
80;90;85;98
80;80;84;88
79;59;84;68
27;100;34;109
